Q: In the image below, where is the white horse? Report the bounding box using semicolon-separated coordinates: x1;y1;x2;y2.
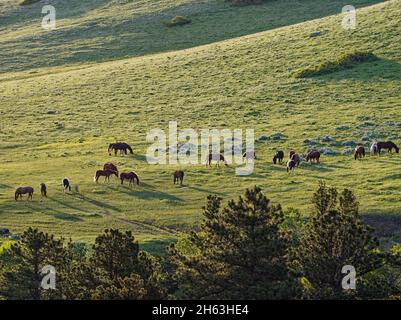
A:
370;142;378;155
62;177;71;192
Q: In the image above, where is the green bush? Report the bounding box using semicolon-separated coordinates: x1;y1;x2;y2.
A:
294;51;378;78
166;16;191;27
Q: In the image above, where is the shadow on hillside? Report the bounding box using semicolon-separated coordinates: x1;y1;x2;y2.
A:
319;59;401;81
0;0;109;25
363;214;401;238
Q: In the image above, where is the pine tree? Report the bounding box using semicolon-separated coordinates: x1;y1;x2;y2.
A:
296;181;382;299
66;229;166;299
170;186;300;299
0;228;70;300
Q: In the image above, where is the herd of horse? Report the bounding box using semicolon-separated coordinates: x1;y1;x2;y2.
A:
13;140;400;200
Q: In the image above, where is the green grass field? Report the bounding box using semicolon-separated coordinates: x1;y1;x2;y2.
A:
1;0;401;253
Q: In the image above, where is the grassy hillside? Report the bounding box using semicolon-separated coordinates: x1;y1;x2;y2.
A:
0;0;384;73
1;0;401;253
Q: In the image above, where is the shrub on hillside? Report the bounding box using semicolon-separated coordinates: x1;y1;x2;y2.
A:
20;0;41;6
166;16;191;27
294;51;378;78
226;0;265;6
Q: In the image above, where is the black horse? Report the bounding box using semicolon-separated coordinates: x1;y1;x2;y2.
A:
108;142;133;156
273;150;284;164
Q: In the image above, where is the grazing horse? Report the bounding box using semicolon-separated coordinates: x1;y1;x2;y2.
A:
94;169;118;183
120;172;139;186
354;145;366;160
108;142;133;156
287;160;296;173
15;186;34;201
40;183;47;197
306;150;321;163
273;150;284;164
206;153;228;166
103;163;119;176
377;141;399;155
289;151;296;159
173;170;184;185
291;153;301;166
243;151;256;163
62;178;71;192
370;142;378;155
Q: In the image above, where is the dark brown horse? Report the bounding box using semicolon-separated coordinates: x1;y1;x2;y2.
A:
103;163;118;176
108;142;133;156
206;153;228;166
306;150;321;163
15;186;34;201
94;169;118;183
377;141;399;155
173;170;184;185
40;183;47;197
354;145;366;160
120;172;140;186
291;153;301;166
273;150;284;164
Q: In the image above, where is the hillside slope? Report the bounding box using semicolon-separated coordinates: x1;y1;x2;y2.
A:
0;0;384;73
0;0;400;251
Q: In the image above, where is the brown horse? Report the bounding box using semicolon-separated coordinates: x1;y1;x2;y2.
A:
354;145;366;160
108;142;133;156
94;169;118;183
377;141;399;155
120;172;140;186
306;150;321;163
15;186;34;201
206;153;228;166
103;163;119;176
289;150;296;159
173;170;184;185
40;183;47;197
291;153;301;166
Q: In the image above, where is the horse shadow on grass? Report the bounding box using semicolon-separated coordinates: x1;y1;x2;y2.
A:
80;195;122;212
48;196;88;214
186;186;227;196
132;154;147;162
298;163;333;172
105;184;183;202
17;201;83;222
0;183;12;190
